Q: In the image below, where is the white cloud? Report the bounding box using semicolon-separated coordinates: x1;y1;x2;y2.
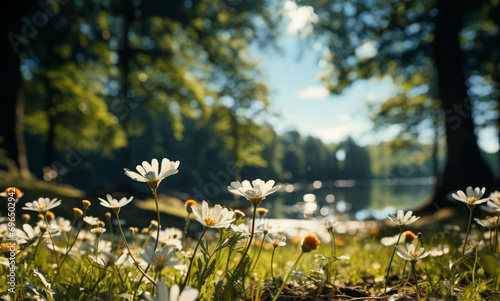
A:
297;86;329;100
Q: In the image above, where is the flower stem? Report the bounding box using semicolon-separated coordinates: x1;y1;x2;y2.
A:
329;229;336;257
384;227;403;294
54;209;87;282
182;227;207;290
233;205;258;276
116;213;156;285
152;188;160;253
183;213;190;250
412;262;419;299
462;207;474;258
135;188;161;292
495;212;500;254
272;252;304;301
270;247;277;277
250;234;266;273
106;214;114;247
44;216;60;267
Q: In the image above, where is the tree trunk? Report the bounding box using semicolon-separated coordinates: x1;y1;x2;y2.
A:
422;0;498;212
0;1;36;178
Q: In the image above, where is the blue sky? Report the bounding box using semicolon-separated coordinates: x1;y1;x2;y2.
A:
255;1;499;153
258;34;400;146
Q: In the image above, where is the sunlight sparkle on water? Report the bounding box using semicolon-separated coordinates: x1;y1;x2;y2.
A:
313;180;322;189
303;193;316;203
325;194;335;203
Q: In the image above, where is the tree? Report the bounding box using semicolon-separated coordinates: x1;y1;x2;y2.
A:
0;1;38;179
297;0;499;210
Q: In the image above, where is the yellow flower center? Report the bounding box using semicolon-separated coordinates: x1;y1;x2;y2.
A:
204;217;217;226
36;205;46;210
153;256;167;267
486;216;498;223
466;197;477;203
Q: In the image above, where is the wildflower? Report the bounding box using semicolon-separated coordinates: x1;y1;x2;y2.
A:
150;220;159;230
452;186;488;208
387;210;420;228
98;194;134;214
0;243;19;255
257;208;269;217
228;179;281;207
97;220;105;227
395;244;430;262
324;217;338;231
403;231;417;244
266;234;287;247
82;199;91;210
124;158;180;191
180;250;202;259
301;233;320;252
105;212;112;219
159;227;183;240
129;227;138;234
91;251;118;266
83;216;99;226
16;224;42;243
487;191;500;211
73;208;83;218
22;197;62;214
140;243;178;269
51;217;72;232
475;216;498;229
460;240;484;255
185;199;197;213
234;209;245;219
142;228;149;234
91;227;106;237
453;187;488;257
156;282;199;301
22;214;31;222
191;201;235;229
45;211;55;220
0;187;23;201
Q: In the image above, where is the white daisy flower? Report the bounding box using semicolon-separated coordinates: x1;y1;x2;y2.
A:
387;210;420;227
180;250;202;258
22;197;61;213
98;194;134;213
124;158;180;190
139;242;178;270
228;179;281;207
0;187;23;202
191;201;235;229
156;282;198;301
395;244;430;262
51;217;72;233
452;186;488;208
475;216;498;229
487;191;500;211
324;217;338;231
266;234;287;247
83;216;100;226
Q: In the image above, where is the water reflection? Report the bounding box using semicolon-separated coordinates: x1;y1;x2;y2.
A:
267;177;435;220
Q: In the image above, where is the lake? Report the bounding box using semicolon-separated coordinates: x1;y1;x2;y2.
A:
259;177;436;221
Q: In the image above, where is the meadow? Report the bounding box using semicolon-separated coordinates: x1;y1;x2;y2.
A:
1;158;499;301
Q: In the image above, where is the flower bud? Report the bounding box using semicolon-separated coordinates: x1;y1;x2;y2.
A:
301;234;320;253
73;208;83;219
82;200;91;210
